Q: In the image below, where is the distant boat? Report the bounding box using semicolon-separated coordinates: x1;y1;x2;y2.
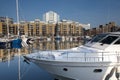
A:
47;37;51;41
0;39;22;49
25;32;120;80
61;36;65;42
0;10;33;49
55;35;61;41
0;16;22;49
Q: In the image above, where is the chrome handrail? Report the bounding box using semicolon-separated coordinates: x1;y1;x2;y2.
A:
35;50;120;62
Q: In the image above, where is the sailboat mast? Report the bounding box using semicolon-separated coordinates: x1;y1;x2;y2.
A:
6;16;9;39
16;0;20;37
16;0;21;80
6;16;10;67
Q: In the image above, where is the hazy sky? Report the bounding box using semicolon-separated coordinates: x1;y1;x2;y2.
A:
0;0;120;27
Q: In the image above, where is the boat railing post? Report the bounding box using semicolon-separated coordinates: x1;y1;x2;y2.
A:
118;52;120;63
116;51;120;63
102;52;104;61
84;52;86;62
67;51;68;60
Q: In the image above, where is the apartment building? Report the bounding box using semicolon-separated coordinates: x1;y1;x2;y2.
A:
0;19;83;37
58;20;82;36
86;22;118;37
0;16;119;39
43;11;60;24
0;17;13;24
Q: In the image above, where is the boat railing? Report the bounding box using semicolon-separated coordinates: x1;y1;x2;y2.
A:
35;50;120;62
62;51;120;62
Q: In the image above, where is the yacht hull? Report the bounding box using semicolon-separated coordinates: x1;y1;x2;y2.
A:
29;58;118;80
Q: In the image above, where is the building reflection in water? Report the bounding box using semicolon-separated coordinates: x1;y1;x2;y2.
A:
0;48;28;62
0;40;83;62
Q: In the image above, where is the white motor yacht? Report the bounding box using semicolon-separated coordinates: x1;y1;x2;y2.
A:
25;32;120;80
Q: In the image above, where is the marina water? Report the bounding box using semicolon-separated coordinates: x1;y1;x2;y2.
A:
0;40;82;80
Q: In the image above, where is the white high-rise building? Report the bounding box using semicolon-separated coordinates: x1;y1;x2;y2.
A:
43;11;60;23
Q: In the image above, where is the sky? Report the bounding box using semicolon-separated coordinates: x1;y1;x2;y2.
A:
0;0;120;27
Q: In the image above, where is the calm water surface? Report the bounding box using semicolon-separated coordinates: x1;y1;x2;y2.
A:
0;41;82;80
0;56;54;80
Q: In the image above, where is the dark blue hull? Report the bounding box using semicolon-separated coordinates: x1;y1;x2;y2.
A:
0;39;22;49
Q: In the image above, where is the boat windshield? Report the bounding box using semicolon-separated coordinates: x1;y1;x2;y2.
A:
100;36;118;44
90;33;108;43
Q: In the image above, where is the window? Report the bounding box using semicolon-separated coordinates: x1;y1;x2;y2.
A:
93;69;102;73
90;33;108;43
114;39;120;44
100;36;118;44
